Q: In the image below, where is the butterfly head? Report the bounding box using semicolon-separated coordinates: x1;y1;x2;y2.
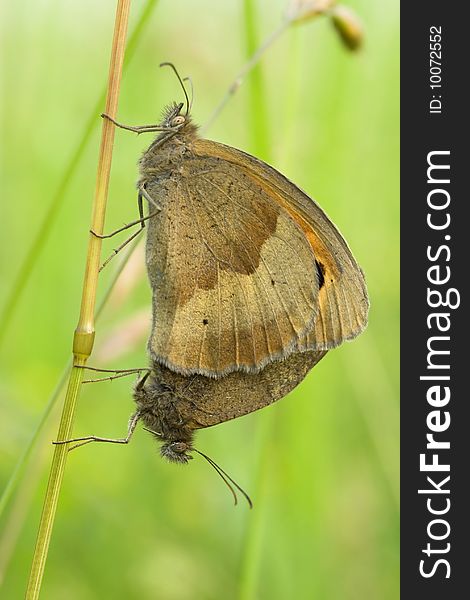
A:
155;63;196;136
160;440;194;464
160;101;190;131
133;370;196;464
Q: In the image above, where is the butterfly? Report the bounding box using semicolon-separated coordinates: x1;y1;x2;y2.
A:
111;66;368;460
57;64;368;504
132;89;368;381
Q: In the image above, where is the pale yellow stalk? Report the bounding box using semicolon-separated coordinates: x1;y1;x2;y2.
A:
25;1;131;597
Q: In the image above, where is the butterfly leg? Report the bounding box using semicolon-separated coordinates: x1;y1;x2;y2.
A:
101;112;173;134
52;410;141;451
138;183;161;212
96;191;159;271
78;365;151;384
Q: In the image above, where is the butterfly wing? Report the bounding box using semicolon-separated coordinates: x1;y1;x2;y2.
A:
151;350;327;430
145;153;320;377
192;139;369;351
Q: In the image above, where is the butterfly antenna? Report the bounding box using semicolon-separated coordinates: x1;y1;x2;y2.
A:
160;62;191;116
193;448;253;509
183;76;194;113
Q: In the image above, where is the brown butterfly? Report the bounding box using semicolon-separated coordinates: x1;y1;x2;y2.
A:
133;75;368;379
57;64;368;504
113;65;366;437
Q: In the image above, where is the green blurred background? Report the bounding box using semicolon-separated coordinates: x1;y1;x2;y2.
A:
0;0;399;598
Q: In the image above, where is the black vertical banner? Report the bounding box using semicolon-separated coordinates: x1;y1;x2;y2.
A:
401;2;468;598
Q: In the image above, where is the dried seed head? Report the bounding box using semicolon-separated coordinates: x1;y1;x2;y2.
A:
331;5;364;51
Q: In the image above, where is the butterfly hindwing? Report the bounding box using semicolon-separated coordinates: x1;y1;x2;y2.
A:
150;350;327;429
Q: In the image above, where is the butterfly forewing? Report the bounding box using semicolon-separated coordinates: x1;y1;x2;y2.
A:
145;155;320;377
192;140;370;351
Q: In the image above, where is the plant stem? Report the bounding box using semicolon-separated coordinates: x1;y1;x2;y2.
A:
236;3;272;599
0;240;140;585
242;0;270;159
25;2;131;597
236;8;306;600
201;19;290;136
0;0;160;350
